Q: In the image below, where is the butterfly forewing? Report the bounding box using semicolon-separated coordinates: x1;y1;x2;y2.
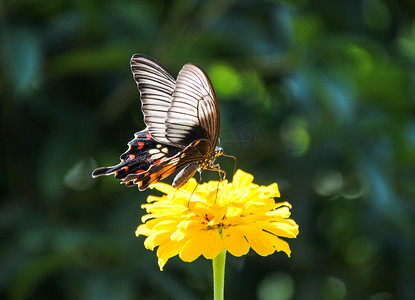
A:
130;55;176;145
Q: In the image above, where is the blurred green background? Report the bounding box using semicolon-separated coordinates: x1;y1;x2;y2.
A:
1;0;414;299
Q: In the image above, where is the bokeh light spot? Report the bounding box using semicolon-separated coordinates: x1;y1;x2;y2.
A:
280;117;310;157
323;277;346;300
64;157;97;191
209;63;242;98
313;169;343;197
257;272;295;300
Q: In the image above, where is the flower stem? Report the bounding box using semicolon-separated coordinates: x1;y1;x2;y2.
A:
213;249;227;300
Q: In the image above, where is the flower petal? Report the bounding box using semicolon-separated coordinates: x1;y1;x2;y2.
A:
263;222;299;238
180;230;224;261
233;169;254;188
223;227;250;257
157;240;184;270
246;230;276;256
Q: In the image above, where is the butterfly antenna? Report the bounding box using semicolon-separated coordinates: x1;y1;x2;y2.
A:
218;136;254;179
220;136;256;147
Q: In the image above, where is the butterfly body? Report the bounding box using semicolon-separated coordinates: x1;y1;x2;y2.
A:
92;54;223;191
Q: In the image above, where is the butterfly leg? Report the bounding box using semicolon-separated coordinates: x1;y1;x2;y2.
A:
209;163;226;182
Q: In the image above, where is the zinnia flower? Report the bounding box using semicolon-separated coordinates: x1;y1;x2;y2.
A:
136;169;299;270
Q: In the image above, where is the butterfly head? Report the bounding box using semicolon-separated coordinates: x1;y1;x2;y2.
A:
215;146;223;157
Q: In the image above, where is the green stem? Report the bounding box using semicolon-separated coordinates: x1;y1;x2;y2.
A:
212;249;227;300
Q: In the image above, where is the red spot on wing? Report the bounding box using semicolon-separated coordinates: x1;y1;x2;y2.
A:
114;171;119;176
122;166;129;171
129;154;136;160
136;169;145;174
146;133;152;140
137;142;144;149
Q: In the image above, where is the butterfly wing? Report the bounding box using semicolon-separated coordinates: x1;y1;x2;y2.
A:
130;54;176;145
92;130;182;187
166;64;220;148
131;55;220;149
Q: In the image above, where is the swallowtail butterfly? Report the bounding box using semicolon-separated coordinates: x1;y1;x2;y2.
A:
92;54;223;191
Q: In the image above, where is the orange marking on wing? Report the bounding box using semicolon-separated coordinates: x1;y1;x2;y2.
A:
122;166;129;171
114;171;119;176
149;173;158;182
129;154;136;160
137;142;144;149
162;167;176;178
136;169;145;174
146;133;152;140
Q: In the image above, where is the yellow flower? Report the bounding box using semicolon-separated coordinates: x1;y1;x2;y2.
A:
136;170;299;270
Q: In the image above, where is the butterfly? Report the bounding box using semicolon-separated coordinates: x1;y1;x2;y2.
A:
92;54;223;191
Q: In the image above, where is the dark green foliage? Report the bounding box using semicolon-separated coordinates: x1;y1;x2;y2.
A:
1;0;414;299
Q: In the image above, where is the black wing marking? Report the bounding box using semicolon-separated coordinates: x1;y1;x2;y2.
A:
130;54;176;145
166;64;220;147
92;130;181;184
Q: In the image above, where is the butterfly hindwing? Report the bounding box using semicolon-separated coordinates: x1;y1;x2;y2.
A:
92;130;181;185
123;138;213;190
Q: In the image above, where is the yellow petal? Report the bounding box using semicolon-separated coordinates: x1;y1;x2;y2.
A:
246;230;276;256
222;227;250;257
180;230;224;262
179;237;203;262
233;169;254;188
268;234;292;257
157;240;184;270
135;224;154;237
201;230;224;259
170;229;185;241
263;222;299;238
150;182;176;194
144;230;172;250
261;183;280;197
